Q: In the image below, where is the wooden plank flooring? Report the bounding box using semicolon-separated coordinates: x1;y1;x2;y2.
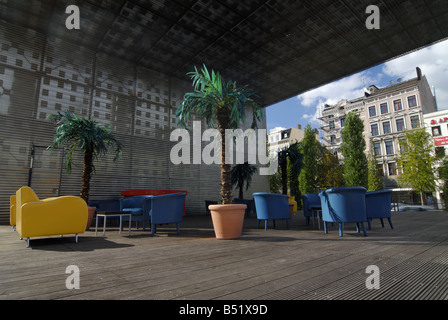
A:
1;210;448;302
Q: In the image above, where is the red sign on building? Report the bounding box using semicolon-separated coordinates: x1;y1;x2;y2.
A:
434;136;448;146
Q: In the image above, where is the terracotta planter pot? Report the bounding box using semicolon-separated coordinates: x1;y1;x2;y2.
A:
86;206;96;231
209;204;246;239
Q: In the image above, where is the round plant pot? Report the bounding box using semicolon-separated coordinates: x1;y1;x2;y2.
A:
86;206;96;231
209;204;247;239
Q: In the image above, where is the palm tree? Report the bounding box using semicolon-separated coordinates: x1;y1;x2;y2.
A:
231;162;258;199
48;110;122;203
176;65;263;204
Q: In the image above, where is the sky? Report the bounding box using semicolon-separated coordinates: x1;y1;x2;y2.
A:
266;38;448;133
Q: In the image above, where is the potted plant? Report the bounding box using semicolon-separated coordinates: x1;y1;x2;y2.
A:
47;111;123;230
177;65;263;239
231;161;257;216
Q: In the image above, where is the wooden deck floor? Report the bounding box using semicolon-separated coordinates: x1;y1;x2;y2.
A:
1;210;448;303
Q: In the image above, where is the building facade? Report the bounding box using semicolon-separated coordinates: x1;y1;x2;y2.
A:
268;125;305;158
423;109;448;209
320;67;437;190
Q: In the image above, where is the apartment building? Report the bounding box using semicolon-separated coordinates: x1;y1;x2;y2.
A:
320;67;437;189
424;109;448;208
268;125;305;158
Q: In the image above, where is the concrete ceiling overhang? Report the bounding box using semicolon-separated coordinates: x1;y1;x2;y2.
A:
1;0;447;106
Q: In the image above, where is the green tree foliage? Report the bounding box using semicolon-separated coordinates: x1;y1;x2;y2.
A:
367;139;384;191
298;124;319;194
317;151;344;190
340;111;368;188
397;128;437;205
47;110;122;203
437;157;448;211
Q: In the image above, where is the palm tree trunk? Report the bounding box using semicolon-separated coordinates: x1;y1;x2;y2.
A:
80;149;93;203
218;108;233;204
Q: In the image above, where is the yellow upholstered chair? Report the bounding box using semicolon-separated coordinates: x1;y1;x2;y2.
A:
288;194;297;213
10;194;16;230
15;186;88;247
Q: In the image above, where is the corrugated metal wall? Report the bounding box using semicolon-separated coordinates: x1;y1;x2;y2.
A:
0;21;269;224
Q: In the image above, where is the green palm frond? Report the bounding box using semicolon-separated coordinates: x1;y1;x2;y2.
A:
176;64;262;130
47;110;122;174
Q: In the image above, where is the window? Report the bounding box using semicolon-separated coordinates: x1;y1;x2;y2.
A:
396;118;405;132
383;121;391;134
340;118;345;127
399;139;407;152
330;135;336;144
369;106;376;117
388;163;397;176
385;141;394;155
373;142;381;155
371;124;379;136
432;126;441;136
393;99;403;111
329;120;335;129
378;164;384;176
410;115;420;128
380;103;388;114
436;147;445;158
408;95;417;108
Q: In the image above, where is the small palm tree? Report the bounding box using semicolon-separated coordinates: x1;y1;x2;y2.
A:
177;65;263;204
231;162;258;199
48;110;122;203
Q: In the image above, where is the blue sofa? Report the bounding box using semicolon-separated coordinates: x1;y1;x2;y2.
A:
319;187;368;237
253;193;290;230
365;189;393;230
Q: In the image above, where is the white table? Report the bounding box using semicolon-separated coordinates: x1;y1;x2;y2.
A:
95;211;132;237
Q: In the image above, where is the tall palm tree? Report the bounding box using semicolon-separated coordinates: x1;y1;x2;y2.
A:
48;110;122;203
231;162;258;199
177;65;263;204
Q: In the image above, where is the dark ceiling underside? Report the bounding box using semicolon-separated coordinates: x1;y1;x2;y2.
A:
1;0;448;106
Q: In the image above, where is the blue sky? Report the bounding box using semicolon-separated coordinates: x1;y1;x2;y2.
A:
266;39;448;132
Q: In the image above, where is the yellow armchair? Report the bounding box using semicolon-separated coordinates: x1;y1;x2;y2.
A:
15;186;88;247
288;194;297;213
10;195;16;229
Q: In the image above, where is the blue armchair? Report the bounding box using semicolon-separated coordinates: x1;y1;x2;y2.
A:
120;196;152;230
319;187;368;237
301;193;322;226
253;193;290;230
365;189;393;230
149;193;186;236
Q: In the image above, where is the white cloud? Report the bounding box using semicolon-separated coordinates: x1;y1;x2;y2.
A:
297;71;380;109
382;39;448;109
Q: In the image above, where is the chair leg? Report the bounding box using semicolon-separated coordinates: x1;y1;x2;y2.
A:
257;219;260;229
26;238;30;248
361;222;367;236
380;218;385;228
339;223;343;237
265;220;268;231
388;218;394;229
176;223;180;235
151;224;155;236
75;234;78;243
324;221;328;234
367;218;372;230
